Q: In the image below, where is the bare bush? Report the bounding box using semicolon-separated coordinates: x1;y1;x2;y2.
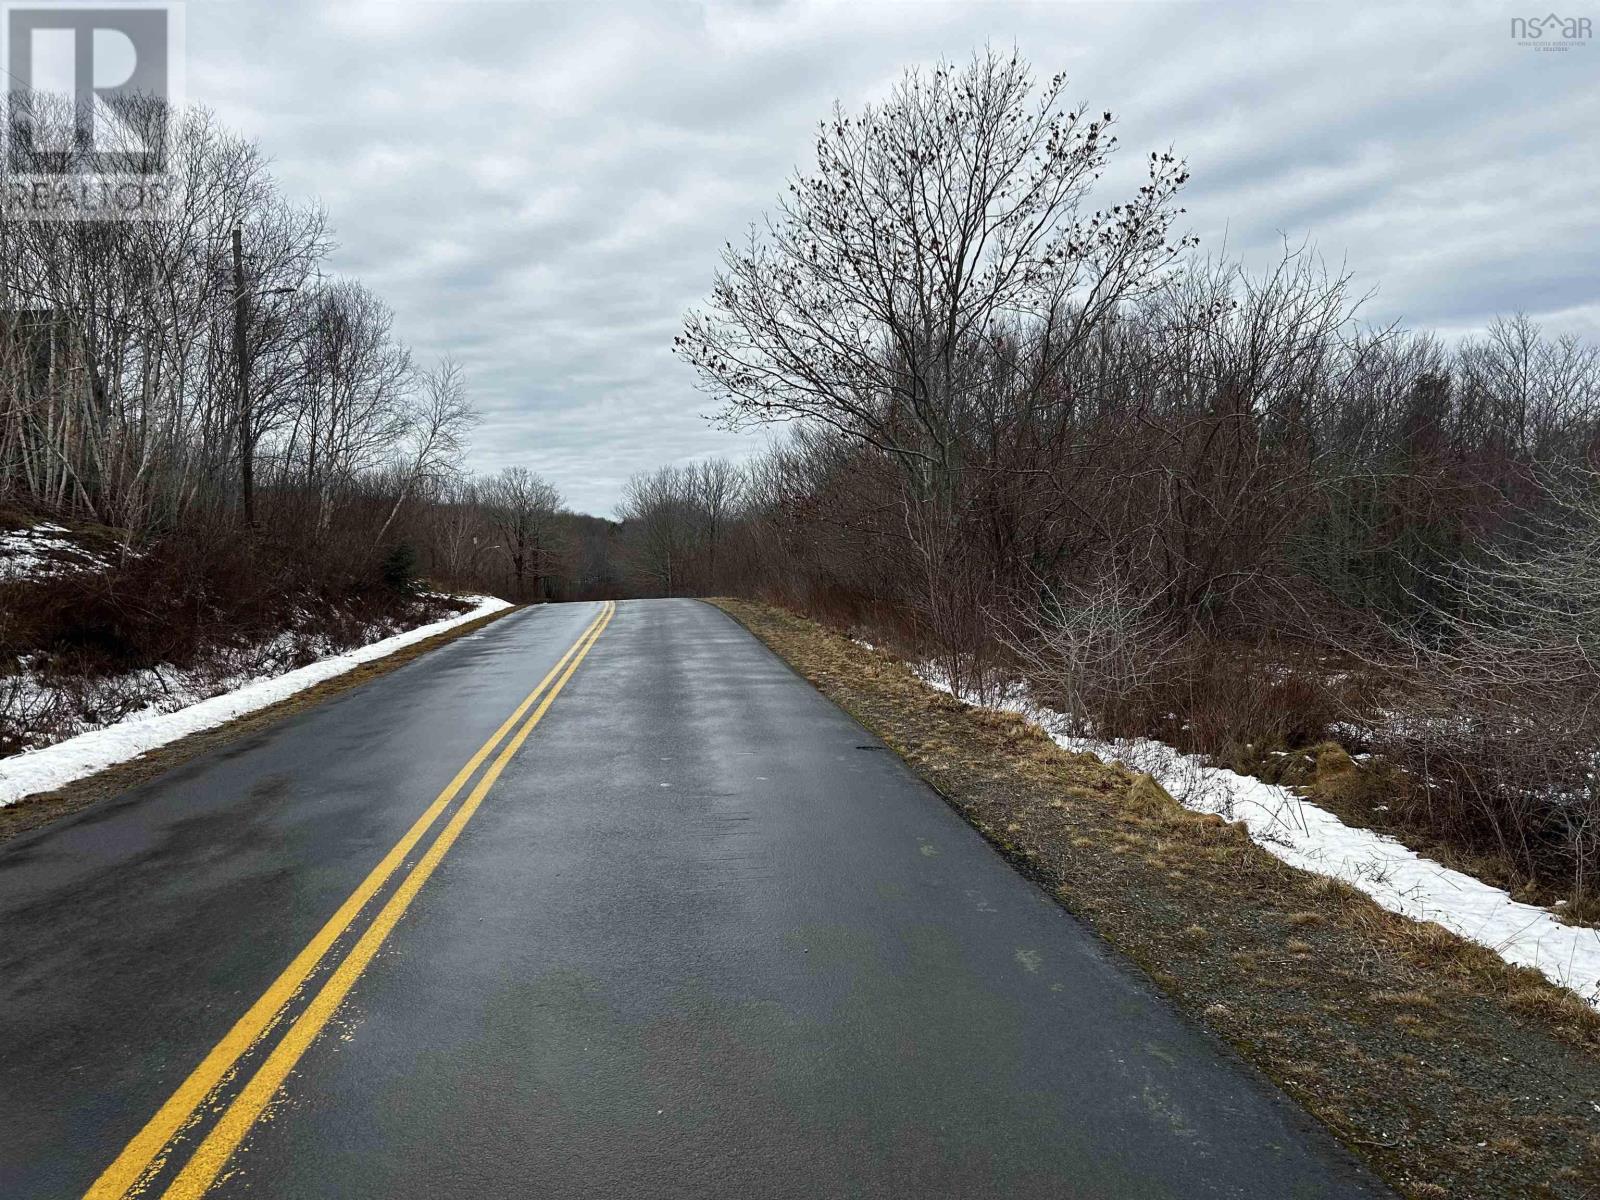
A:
1000;570;1175;736
1373;475;1600;898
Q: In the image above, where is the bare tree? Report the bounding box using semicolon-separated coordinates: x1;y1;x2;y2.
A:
618;466;699;596
280;281;413;531
482;467;564;600
688;458;744;591
677;47;1193;503
373;358;478;548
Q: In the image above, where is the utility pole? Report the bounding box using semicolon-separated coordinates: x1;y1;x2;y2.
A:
232;225;255;528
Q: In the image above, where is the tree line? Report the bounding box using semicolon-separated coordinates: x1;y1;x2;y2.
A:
0;99;633;608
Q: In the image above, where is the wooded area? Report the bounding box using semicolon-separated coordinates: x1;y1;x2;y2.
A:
666;51;1600;909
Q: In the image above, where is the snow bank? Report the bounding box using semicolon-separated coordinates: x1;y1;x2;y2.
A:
914;662;1600;1007
0;595;511;809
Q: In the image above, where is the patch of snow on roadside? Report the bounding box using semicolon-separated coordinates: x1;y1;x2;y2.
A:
0;523;112;581
914;662;1600;1007
0;596;511;808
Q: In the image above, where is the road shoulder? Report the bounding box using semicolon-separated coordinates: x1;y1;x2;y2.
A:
709;597;1600;1200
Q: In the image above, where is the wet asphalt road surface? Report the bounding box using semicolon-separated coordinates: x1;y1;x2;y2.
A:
0;598;1392;1199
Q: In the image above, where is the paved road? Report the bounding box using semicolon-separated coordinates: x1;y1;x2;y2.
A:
0;599;1390;1199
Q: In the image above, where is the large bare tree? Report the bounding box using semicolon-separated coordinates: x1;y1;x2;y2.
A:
676;48;1194;502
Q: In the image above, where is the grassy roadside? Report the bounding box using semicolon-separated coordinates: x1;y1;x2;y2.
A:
711;598;1600;1200
0;603;521;846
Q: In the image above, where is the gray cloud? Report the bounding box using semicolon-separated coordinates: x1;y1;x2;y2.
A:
185;0;1600;513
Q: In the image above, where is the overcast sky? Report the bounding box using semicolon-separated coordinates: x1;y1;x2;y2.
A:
185;0;1599;515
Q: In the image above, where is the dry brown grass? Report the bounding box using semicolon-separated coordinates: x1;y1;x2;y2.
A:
1371;990;1441;1010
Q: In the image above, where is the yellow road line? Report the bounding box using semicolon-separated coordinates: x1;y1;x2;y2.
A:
84;601;614;1200
161;599;615;1199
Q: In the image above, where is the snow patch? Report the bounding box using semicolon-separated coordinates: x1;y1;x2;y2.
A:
0;523;113;581
914;662;1600;1007
0;596;511;809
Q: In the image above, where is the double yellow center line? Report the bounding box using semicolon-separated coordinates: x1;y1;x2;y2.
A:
85;600;616;1200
